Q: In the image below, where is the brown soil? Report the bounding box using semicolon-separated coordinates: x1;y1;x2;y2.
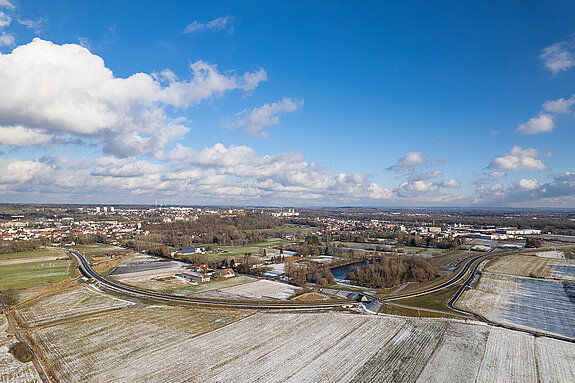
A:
9;341;33;363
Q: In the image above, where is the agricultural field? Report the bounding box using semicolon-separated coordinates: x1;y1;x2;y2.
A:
27;305;252;383
475;327;537;383
190;279;300;301
0;248;74;291
0;314;41;383
72;245;127;257
202;238;291;260
16;287;134;327
23;306;575;383
536;336;575;383
395;247;445;255
416;322;489;382
457;272;575;339
457;251;575;339
484;254;575;279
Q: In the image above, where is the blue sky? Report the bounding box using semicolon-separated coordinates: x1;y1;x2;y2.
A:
0;0;574;207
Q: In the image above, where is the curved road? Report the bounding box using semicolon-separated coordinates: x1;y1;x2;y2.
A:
68;249;496;311
69;250;345;309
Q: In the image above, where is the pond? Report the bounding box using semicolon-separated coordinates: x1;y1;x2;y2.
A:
330;261;367;280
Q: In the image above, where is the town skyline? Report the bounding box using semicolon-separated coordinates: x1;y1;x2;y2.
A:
1;1;574;207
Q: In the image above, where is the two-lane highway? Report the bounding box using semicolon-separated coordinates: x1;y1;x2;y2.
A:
69;250;346;309
69;249;497;312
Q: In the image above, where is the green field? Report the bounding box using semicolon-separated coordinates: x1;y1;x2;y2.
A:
395;247;444;255
388;285;464;317
183;238;290;261
251;224;315;234
72;244;129;257
0;248;74;290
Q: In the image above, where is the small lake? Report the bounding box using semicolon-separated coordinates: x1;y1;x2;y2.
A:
330;261;367;280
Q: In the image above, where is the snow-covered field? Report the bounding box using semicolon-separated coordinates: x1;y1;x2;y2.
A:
475;327;538;383
0;314;41;383
30;305;251;383
416;322;489;383
536;336;575;383
17;287;134;327
19;298;575;383
457;272;575;339
536;250;565;259
192;279;300;301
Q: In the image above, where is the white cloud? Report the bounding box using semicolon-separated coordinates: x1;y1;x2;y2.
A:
0;39;267;156
542;95;575;114
438;179;461;188
0;31;14;46
227;97;303;137
0;125;53;145
488;146;548;171
0;1;13;9
184;16;234;34
540;38;575;74
0;11;11;27
489;171;506;178
516;113;554;134
387;152;427;171
159;143;394;201
0;159;49;185
511;178;540;191
395;180;437;198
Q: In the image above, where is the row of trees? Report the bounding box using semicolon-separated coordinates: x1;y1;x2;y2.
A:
0;238;50;254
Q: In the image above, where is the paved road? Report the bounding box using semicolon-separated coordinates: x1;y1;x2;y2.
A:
70;249;498;312
378;252;497;302
68;250;346;309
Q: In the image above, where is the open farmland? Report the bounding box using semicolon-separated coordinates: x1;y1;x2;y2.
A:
536;336;575;383
16;287;134;327
24;307;575;382
28;305;253;383
484;254;575;279
0;249;73;291
416;322;489;382
0;314;41;383
456;252;575;339
475;327;537;383
190;279;300;301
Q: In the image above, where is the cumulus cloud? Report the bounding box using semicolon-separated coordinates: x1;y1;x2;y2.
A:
0;39;267;156
0;125;52;145
540;38;575;74
488;146;548;171
160;143;394;201
226;97;303;137
543;95;575;115
395;180;438;197
438;179;461;188
387;152;427;171
516;113;554;134
184;16;234;34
